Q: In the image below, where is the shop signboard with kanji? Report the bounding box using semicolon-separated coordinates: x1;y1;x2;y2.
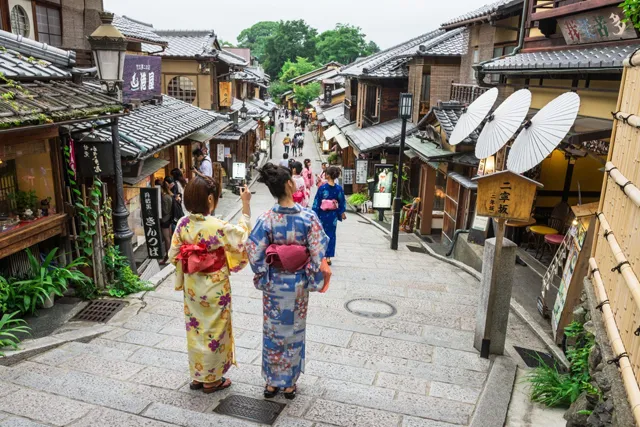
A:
473;171;542;221
219;82;232;107
558;6;637;46
76;141;115;178
123;55;161;103
356;160;368;184
140;187;165;259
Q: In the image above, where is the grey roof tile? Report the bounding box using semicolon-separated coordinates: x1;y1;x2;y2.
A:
333;114;351;129
481;44;637;72
341;29;445;78
344;119;417;152
214;118;259;141
442;0;523;27
143;30;216;58
433;102;479;144
231;97;276;117
0;46;72;79
405;135;456;162
219;49;248;66
402;28;469;57
0;29;75;73
112;15;167;46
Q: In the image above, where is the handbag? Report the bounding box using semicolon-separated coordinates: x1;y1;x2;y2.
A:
320;199;339;211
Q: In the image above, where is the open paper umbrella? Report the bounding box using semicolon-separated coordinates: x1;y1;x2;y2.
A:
476;89;532;159
449;87;498;146
507;92;580;174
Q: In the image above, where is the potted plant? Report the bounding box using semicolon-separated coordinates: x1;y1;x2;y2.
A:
8;190;39;220
348;193;370;213
327;152;341;165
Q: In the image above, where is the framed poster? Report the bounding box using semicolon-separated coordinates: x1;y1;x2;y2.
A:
217;144;225;162
356;160;368;184
372;164;393;209
140;187;165;259
232;162;246;179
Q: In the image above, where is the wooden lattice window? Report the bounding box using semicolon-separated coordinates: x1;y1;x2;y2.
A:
168;76;197;104
0;160;18;216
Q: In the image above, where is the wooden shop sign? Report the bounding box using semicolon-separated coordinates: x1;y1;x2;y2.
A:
473;170;542;221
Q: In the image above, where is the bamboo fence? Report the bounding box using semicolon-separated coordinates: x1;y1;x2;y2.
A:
591;52;640;423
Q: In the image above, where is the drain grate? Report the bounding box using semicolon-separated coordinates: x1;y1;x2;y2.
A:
345;298;397;319
407;244;428;254
72;300;126;323
513;346;557;370
213;395;286;425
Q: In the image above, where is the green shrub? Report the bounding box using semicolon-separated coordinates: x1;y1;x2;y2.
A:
327;152;341;165
348;193;369;206
0;311;30;356
104;247;153;298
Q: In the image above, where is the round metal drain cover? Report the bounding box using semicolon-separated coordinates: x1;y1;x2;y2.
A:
345;298;397;319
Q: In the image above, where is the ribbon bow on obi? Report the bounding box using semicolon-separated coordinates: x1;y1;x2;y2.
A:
265;244;310;273
177;244;226;274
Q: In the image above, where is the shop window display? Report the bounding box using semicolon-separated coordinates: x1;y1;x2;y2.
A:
0;140;57;234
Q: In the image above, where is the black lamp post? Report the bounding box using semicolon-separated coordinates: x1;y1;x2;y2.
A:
390;93;413;251
88;12;135;269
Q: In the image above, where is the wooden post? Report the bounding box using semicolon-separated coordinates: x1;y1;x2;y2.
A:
481;217;505;359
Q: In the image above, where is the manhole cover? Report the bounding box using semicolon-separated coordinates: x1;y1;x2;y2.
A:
72;300;125;323
213;395;286;425
345;298;397;319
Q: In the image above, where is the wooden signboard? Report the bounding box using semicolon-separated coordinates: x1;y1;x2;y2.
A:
473;171;542;222
140;187;165;259
558;6;637;46
219;81;232;107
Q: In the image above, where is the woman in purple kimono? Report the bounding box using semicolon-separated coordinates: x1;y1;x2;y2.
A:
247;164;329;400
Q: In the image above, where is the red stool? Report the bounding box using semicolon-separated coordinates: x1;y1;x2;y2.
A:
540;233;564;260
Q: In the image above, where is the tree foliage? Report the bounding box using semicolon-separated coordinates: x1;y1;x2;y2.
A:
293;82;322;110
262;20;318;78
280;57;318;82
236;21;278;61
268;81;292;103
316;24;380;65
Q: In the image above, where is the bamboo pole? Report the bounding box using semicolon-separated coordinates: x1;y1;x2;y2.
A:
595;212;640;319
592;65;627;259
590;258;640;425
66;186;80;259
613;112;640;129
606;162;640;208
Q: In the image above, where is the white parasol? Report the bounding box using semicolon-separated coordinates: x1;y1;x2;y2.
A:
507;92;580;174
449;87;498;146
475;89;532;159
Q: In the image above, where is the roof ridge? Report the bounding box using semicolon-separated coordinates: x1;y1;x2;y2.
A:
441;0;523;27
220;48;247;61
122;15;154;28
156;30;216;37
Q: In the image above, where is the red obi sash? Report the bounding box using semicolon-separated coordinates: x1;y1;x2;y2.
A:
265;244;310;273
177;244;226;274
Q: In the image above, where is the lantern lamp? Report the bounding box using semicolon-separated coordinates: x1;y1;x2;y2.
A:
399;93;413;120
88;12;127;96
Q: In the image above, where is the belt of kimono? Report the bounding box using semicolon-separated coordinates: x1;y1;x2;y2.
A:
177;244;226;274
265;244;310;273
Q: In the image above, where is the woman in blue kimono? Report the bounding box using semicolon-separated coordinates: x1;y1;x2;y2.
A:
247;163;329;400
312;167;346;265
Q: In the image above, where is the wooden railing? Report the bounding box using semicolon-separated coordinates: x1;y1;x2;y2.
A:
530;0;622;21
450;84;490;105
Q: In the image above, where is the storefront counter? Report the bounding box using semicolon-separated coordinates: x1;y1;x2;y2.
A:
0;214;67;259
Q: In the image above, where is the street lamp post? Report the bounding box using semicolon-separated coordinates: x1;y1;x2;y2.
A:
390;93;413;251
88;12;135;269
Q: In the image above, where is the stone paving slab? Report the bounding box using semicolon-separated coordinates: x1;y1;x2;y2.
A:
0;418;51;427
0;388;94;426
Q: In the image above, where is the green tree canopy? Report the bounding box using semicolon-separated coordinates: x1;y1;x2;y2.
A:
268;81;292;102
280;57;318;83
263;20;318;78
293;82;321;110
316;24;380;65
236;21;278;62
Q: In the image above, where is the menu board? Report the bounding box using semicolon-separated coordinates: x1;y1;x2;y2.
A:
356;160;368;184
343;169;354;185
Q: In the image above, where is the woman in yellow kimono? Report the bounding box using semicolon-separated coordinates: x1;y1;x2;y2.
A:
168;176;251;393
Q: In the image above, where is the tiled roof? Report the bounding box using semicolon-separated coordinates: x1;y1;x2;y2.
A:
366;57;411;78
144;30;216;58
73;95;217;159
188;119;232;142
333;114;351;129
344;119;417;152
322;104;344;123
214;118;259;141
0;81;122;130
401;27;469;57
0;30;75;76
290;62;343;84
231;97;276;117
405;135;456;162
218;49;248;66
442;0;523;28
481;44;637;72
340;29;445;78
112;15;167;46
433;102;479;144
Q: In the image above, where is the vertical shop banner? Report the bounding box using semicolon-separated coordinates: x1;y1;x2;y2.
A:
324;85;332;104
356;160;368;184
76;142;115;177
140;187;165;259
219;82;233;107
123;55;162;103
217;144;225;162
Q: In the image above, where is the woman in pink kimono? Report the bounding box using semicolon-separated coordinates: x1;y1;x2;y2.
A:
302;159;313;190
168;176;252;393
290;161;309;208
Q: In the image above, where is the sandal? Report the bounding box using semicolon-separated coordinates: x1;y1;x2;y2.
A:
326;259;332;266
264;385;280;399
283;385;297;400
202;377;232;394
189;381;203;390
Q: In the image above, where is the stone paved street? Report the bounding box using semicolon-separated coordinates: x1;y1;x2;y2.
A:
0;126;546;426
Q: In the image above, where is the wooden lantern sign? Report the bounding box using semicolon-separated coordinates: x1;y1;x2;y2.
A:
473;170;543;222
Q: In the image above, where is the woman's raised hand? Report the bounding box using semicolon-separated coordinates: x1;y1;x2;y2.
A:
240;186;251;217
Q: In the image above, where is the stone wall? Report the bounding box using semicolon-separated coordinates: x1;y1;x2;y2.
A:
563;279;634;427
429;64;460;108
62;0;103;51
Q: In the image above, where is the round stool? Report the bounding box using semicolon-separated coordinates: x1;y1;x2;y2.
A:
528;225;559;259
540;233;564;260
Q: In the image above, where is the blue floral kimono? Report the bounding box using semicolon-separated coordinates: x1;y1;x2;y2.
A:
312;183;346;258
247;204;329;388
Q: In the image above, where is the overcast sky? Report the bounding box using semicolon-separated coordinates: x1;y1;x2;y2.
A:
103;0;481;49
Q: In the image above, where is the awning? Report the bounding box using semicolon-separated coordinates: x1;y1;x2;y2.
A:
335;133;349;149
405;135;456;163
188;120;230;143
123;158;169;186
324;125;341;141
404;149;418;159
448;172;477;190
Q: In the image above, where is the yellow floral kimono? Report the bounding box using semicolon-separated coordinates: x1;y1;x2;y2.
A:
168;213;250;383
